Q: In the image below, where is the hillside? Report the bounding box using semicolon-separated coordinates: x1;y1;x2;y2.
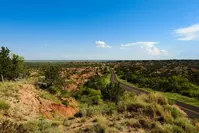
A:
0;72;199;133
0;48;198;133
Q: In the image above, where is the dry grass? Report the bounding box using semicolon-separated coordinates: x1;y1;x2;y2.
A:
0;78;198;133
0;81;20;98
39;90;61;104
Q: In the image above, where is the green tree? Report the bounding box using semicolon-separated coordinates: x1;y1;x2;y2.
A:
41;65;65;92
101;82;125;103
10;54;25;79
84;75;106;90
0;46;25;81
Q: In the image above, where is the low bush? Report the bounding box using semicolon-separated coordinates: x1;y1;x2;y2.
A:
24;119;62;133
80;104;103;117
170;107;183;119
90;116;108;133
96;115;108;126
79;102;118;118
47;86;59;95
117;92;136;113
148;93;168;105
60;90;70;98
63;119;71;127
39;91;61;104
173;118;198;133
80;117;86;123
0;100;10;110
125;118;140;128
62;100;69;106
101;102;117;116
74;87;103;105
0;120;28;133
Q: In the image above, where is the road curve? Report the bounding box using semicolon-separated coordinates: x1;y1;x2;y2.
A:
110;68;199;118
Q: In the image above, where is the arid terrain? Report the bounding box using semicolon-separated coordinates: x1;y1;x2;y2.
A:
0;48;199;133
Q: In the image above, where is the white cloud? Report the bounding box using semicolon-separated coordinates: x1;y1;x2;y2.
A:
121;42;158;47
96;41;111;48
121;43;137;47
174;24;199;40
120;42;168;56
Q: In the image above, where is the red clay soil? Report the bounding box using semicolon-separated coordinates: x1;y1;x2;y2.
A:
19;84;78;120
40;102;78;119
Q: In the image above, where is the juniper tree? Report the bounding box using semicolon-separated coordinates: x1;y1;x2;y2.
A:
0;46;25;81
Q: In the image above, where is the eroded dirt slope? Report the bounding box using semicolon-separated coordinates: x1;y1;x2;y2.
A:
1;84;78;122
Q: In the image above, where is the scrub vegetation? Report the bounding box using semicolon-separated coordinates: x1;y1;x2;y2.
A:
115;61;199;104
0;47;198;133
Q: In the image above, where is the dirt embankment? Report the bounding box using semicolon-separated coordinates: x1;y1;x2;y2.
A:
6;84;77;122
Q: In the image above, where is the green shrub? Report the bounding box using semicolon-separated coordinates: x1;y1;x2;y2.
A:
62;101;69;106
101;102;117;116
96;115;108;125
80;118;86;123
24;119;62;133
126;98;149;112
39;91;61;104
125;118;140;127
101;82;124;103
77;116;108;133
148;93;168;105
40;64;65;93
48;86;59;94
162;124;174;133
170;107;183;119
0;101;10;110
80;104;103;117
172;125;184;133
63;119;71;127
74;87;103;105
23;121;39;133
60;90;70;98
84;75;106;90
79;102;117;118
92;116;108;133
117;92;136;112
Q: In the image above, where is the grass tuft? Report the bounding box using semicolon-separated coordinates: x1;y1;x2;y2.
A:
0;100;10;110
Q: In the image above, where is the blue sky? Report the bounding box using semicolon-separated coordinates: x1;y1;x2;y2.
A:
1;0;199;60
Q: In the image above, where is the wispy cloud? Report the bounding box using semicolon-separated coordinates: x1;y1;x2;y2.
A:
96;41;111;48
121;42;168;55
121;43;137;47
174;24;199;40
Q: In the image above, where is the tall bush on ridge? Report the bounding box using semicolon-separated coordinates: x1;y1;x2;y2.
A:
41;65;65;93
0;46;25;81
101;82;125;103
